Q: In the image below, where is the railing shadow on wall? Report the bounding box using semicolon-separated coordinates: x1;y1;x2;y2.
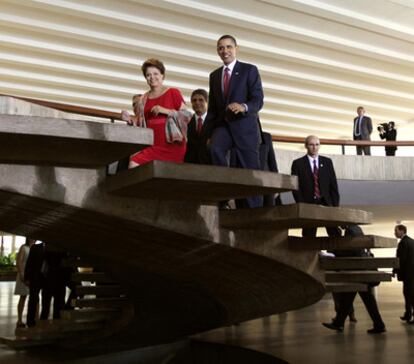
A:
2;93;414;155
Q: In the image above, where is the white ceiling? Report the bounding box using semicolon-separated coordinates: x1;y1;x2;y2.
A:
2;0;414;140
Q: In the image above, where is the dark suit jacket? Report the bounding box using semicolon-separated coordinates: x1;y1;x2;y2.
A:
334;225;367;257
379;128;397;152
260;132;281;206
259;132;278;173
291;155;339;206
395;235;414;281
24;243;45;285
353;116;373;140
184;114;210;164
204;61;264;149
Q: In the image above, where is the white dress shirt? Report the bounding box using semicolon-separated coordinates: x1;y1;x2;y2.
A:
195;112;207;125
307;155;319;173
354;116;363;136
221;59;248;112
221;59;237;91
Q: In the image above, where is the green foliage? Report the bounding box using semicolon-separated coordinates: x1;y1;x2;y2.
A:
0;252;17;267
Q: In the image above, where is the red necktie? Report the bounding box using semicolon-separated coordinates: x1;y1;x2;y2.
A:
313;159;321;199
197;116;203;134
223;67;230;100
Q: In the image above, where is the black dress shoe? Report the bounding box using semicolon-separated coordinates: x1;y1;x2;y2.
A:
322;322;343;332
408;320;414;325
349;313;358;323
367;327;386;334
400;316;411;321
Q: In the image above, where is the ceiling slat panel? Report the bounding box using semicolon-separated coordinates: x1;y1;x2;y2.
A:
0;0;413;140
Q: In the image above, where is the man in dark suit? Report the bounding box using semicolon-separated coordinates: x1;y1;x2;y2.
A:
41;245;66;321
231;130;282;208
205;34;264;208
393;224;414;323
291;135;340;237
260;131;282;207
184;89;210;164
24;242;46;327
323;224;386;334
353;106;373;155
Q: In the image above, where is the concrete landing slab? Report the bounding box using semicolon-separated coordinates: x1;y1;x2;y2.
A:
320;257;399;270
220;203;372;230
106;161;297;202
289;235;397;250
325;271;392;283
325;283;368;292
0;114;152;167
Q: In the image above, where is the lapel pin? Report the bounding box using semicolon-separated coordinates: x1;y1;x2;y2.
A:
235;72;239;75
320;164;323;167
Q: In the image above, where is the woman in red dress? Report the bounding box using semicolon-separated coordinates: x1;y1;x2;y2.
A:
124;59;189;168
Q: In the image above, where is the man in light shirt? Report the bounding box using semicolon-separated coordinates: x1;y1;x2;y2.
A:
353;106;373;155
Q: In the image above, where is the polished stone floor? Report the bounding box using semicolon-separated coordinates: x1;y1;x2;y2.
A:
1;281;413;363
196;281;414;364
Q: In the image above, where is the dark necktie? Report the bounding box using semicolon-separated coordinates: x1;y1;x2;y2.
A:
313;159;321;199
223;67;230;100
356;117;362;135
197;116;203;134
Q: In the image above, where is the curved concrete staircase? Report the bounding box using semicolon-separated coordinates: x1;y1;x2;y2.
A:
0;96;398;351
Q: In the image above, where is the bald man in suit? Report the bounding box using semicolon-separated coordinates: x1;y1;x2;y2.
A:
291;135;341;237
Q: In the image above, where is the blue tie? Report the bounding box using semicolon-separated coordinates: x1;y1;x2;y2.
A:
356;117;362;135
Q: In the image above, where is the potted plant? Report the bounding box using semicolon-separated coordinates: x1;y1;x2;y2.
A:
0;252;17;281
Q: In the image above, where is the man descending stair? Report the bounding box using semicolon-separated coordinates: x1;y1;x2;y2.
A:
393;224;414;324
291;135;341;238
322;225;386;334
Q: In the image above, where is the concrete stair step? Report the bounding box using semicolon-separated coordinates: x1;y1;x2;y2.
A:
0;335;55;348
325;283;369;292
76;284;124;296
325;271;393;283
105;160;297;203
62;257;94;269
289;235;397;250
14;319;104;340
320;257;399;270
220;203;372;230
73;297;130;309
61;308;120;321
0;113;152;167
71;272;114;283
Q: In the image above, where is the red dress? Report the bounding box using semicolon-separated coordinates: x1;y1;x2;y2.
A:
130;88;187;165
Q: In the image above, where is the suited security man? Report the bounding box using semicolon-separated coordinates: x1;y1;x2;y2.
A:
393;224;414;323
205;34;264;208
184;89;210;164
24;241;46;327
353;106;373;155
291;135;341;237
323;224;386;334
259;131;282;207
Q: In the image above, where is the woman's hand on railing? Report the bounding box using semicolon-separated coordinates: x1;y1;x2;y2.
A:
121;110;133;125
